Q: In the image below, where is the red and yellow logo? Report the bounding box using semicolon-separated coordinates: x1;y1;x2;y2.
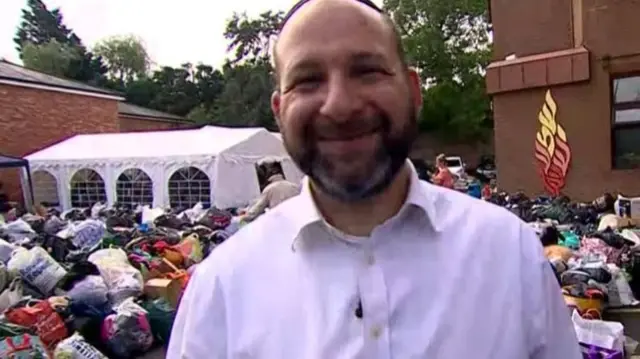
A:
534;90;572;196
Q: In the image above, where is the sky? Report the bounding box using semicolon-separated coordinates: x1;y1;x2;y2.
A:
0;0;380;69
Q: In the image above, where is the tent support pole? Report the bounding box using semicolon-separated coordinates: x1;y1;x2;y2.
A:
24;163;35;211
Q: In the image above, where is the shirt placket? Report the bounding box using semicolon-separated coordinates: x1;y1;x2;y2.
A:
359;241;391;358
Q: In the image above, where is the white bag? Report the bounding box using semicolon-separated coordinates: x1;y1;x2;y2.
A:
179;202;205;223
0;238;17;264
88;248;129;266
1;219;36;243
66;275;109;307
71;220;105;249
88;249;143;305
7;246;67;294
572;310;625;352
141;206;164;225
54;332;108;359
90;202;108;219
607;265;639;307
0;278;23;312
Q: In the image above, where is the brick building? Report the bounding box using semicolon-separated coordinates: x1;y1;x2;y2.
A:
0;60;193;201
487;0;640;200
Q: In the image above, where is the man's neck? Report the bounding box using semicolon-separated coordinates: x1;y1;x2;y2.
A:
310;166;411;237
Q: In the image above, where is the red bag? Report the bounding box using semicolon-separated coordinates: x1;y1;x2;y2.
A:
5;300;68;349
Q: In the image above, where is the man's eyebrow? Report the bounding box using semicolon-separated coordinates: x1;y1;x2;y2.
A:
350;51;388;64
285;59;322;77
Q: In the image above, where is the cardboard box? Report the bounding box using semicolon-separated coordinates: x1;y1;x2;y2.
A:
144;278;182;308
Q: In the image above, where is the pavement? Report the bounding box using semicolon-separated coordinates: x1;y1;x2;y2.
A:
137;347;167;359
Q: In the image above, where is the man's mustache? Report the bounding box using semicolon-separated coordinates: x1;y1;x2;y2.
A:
310;117;387;141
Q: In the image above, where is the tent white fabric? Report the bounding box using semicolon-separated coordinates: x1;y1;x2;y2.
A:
25;126;304;210
270;132;282;141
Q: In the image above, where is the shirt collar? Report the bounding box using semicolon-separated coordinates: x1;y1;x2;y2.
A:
288;160;441;243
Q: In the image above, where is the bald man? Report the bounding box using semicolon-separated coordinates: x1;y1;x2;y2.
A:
167;1;581;358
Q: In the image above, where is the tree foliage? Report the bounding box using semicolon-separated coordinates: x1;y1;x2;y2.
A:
224;11;282;65
209;11;283;130
212;59;276;129
21;39;80;77
11;1;492;142
384;0;493;142
14;0;81;53
125;63;224;117
14;0;107;85
94;35;150;85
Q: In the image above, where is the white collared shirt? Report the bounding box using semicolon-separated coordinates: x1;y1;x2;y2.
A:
167;165;581;359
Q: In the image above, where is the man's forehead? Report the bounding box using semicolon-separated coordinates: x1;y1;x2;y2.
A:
280;0;383;30
276;0;392;67
279;0;386;35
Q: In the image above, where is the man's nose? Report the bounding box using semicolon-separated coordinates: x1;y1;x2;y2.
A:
319;76;363;122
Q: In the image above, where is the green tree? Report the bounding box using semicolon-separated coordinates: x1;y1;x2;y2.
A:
121;63;224;117
207;11;283;129
148;64;199;116
21;39;81;77
94;35;151;85
384;0;492;142
123;77;160;108
224;11;283;65
187;104;213;125
13;0;80;54
212;60;276;129
192;64;225;111
14;0;107;85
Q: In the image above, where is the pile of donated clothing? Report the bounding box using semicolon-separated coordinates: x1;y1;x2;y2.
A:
489;191;640;357
0;202;241;358
4;190;640;357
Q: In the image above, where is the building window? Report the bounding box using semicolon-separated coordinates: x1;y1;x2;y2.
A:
116;168;153;209
613;75;640;169
32;170;59;207
168;166;210;209
70;168;107;208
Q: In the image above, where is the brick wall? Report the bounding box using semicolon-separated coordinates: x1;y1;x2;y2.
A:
490;0;573;60
0;84;119;201
489;0;640;200
119;116;196;132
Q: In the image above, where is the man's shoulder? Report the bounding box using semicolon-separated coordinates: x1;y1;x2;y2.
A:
423;183;541;273
421;181;525;234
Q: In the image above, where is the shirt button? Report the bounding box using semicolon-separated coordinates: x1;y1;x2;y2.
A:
370;325;382;339
367;254;375;266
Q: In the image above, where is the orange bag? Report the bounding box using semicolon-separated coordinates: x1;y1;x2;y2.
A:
5;300;68;349
161;248;184;267
159;258;190;291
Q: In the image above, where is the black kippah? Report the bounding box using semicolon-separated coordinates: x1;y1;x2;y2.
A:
280;0;384;30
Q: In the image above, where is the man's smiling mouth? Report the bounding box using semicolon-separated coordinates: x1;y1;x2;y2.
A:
317;127;381;142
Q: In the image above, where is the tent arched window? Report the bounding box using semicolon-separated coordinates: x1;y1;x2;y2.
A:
32;170;59;207
116;168;153;208
70;168;107;208
168;166;210;209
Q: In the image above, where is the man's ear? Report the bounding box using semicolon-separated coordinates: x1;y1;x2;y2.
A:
407;68;423;111
271;91;282;128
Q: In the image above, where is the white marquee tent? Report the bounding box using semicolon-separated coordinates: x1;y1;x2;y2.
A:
25;126;303;210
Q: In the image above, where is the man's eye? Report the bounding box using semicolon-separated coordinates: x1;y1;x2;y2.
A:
290;76;322;91
296;76;321;84
353;66;383;76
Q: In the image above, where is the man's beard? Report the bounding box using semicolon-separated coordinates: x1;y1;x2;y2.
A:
284;105;418;203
